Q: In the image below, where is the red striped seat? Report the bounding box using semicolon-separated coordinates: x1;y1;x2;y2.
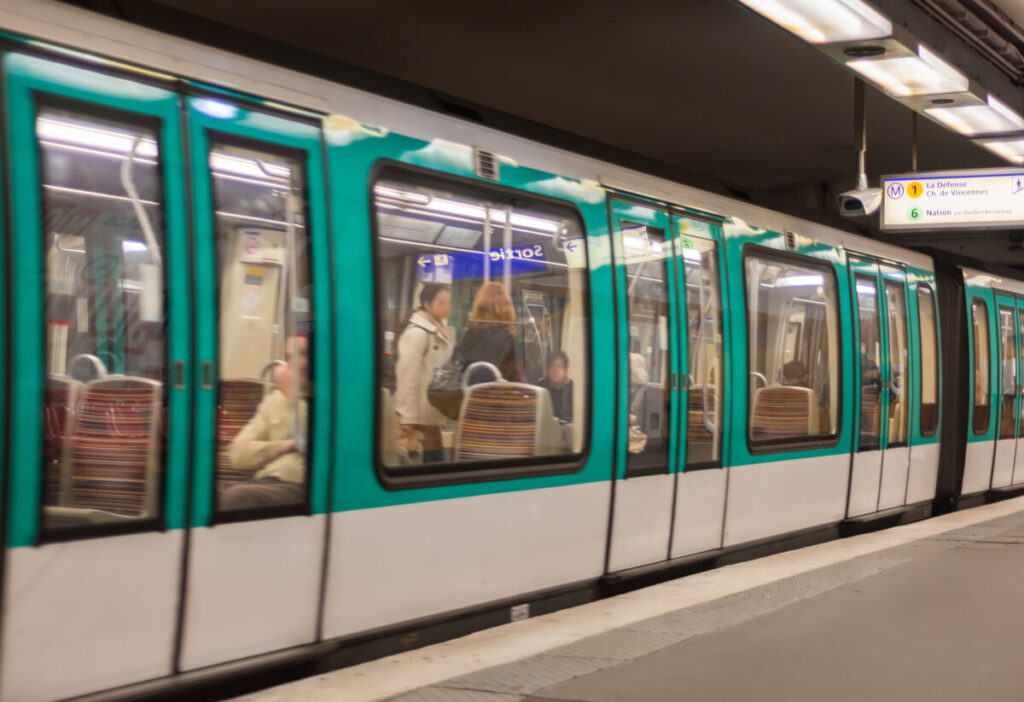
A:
63;376;162;518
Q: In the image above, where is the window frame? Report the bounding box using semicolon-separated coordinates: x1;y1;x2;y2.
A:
34;94;170;542
971;296;993;438
915;284;940;438
854;272;883;453
742;244;843;454
204;130;316;525
882;277;910;450
369;161;593;490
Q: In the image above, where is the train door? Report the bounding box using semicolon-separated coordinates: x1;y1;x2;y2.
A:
0;54;192;701
961;280;998;496
1013;301;1024;485
990;294;1020;488
846;257;912;515
668;214;727;558
178;98;332;669
606;199;682;571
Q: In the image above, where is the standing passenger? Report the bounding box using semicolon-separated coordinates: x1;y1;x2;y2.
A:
454;281;525;384
394;284;454;463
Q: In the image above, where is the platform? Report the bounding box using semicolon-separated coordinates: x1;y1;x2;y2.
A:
238;496;1024;702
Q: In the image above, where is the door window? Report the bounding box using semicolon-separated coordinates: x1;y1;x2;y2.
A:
681;238;722;466
973;299;992;436
917;285;939;437
622;222;672;474
855;275;883;450
209;141;312;513
999;306;1017;440
884;280;909;446
38;106;167;531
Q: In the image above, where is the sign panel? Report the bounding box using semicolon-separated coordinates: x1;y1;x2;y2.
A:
882;169;1024;231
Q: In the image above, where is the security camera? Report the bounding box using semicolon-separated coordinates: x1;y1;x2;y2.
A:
837;174;882;218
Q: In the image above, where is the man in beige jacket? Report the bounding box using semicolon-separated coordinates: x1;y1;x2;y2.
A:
221;335;308;510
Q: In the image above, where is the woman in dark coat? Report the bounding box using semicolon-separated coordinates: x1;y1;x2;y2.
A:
454;281;524;385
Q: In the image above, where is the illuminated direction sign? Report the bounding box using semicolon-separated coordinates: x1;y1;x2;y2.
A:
881;169;1024;231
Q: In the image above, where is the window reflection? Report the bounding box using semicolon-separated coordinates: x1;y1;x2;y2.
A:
856;275;882;450
681;234;722;466
38;108;167;531
999;306;1017;440
884;279;908;446
917;286;939;437
746;255;838;444
211;142;311;512
973;300;991;436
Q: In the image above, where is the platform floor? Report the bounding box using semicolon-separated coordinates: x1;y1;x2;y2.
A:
239;496;1024;702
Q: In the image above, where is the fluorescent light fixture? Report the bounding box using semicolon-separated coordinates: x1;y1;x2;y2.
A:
122;240;149;253
682;248;703;262
856;283;876;296
210;152;291;181
36;118;159;158
373;184;560;233
193;98;239;120
737;0;891;44
926;95;1024;136
849;44;968;97
976;137;1024;164
775;274;823;287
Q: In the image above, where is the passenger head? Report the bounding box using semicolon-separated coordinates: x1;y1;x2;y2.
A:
470;282;516;333
419;284;451;322
275;335;309;396
781;359;808;387
547;351;569;385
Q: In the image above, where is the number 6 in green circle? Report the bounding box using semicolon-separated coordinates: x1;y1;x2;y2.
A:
909;206;922;222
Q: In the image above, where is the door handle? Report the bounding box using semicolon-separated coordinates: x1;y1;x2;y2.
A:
201;361;214;390
172;360;185;390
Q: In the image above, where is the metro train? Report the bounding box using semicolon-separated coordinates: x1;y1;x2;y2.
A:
0;2;1019;701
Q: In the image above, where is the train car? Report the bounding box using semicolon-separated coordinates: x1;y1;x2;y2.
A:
0;2;1015;700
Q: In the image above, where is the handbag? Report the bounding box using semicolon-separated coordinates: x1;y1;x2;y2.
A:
427;353;467;420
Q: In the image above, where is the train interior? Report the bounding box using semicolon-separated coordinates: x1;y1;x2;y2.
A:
373;176;589;466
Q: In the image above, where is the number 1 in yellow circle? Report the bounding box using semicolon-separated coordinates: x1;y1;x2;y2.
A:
908;182;923;198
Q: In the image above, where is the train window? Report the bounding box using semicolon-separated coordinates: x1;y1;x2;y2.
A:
209;141;312;513
373;173;588;473
972;299;991;436
682;238;723;467
885;280;909;447
745;253;839;446
916;285;939;437
622;221;672;475
998;306;1017;440
855;275;882;451
1019;308;1024;437
37;106;167;532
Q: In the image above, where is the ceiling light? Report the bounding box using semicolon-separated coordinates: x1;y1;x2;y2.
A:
36;117;159;157
737;0;892;44
848;44;968;97
926;95;1024;136
976;137;1024;164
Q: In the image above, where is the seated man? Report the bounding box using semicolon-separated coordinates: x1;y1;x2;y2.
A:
780;359;809;387
220;335;308;510
537;351;574;449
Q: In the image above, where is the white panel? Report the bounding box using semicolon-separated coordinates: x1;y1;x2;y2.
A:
1;532;181;702
722;456;848;547
847;450;882;517
607;474;675;572
905;442;940;504
991;438;1016;488
1013;437;1024;484
670;469;726;559
180;515;324;670
323;482;608;639
877;446;911;510
961;441;996;495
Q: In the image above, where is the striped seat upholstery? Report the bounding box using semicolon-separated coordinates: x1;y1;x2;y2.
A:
217;379;265;488
63;376;162;518
751;386;818;441
455;383;562;461
860;385;881;441
687;387;715;443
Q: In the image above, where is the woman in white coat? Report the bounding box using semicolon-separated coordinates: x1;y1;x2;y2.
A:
394;283;454;462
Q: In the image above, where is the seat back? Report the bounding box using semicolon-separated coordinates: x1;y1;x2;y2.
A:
62;376;162;518
860;385;881;441
455;383;562;460
216;379;267;488
751;385;818;441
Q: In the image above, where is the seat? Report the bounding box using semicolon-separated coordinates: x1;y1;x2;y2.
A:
57;375;162;519
455;383;562;461
687;385;717;463
751;385;819;441
860;385;881;442
217;379;266;488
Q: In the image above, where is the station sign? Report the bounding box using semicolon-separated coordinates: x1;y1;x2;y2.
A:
881;168;1024;231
